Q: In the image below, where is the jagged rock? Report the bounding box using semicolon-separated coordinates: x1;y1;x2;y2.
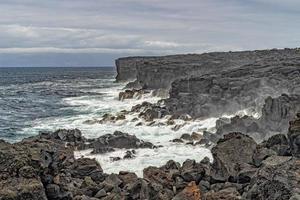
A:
118;171;138;186
119;89;145;100
172;123;186;131
0;177;48;200
91;131;155;154
131;101;153;113
262;134;290;156
94;189;107;198
68;157;104;181
110;157;121;162
180;134;193;141
163;49;300;119
204;187;242;200
172;181;201;200
211;132;257;181
191;132;203;141
167;119;175;125
245;156;300;200
215;94;300;142
288;114;300;157
139;108;159;121
180;160;205;184
252;147;276;167
143;166;174;189
123;150;136;159
171;138;184;143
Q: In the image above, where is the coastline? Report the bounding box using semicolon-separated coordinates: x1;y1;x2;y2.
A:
1;48;300;199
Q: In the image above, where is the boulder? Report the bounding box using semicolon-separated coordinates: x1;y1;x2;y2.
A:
288;114;300;157
91;131;155;154
211;132;257;181
172;181;201;200
245;156;300;200
204;187;242;200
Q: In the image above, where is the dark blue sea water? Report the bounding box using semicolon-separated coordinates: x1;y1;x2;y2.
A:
0;67;116;142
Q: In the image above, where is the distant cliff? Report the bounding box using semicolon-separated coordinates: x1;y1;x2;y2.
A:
115;49;300;91
116;48;300;116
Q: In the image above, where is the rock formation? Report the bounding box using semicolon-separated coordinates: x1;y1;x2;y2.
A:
214;94;300;142
116;49;300;93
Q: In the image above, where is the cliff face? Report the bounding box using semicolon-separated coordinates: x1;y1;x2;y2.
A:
116;49;300;91
116;48;300;118
166;65;300;118
115;57;140;82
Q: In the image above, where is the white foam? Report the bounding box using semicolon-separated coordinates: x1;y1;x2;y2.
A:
24;81;216;176
75;145;212;177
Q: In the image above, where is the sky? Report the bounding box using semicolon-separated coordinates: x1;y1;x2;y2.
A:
0;0;300;67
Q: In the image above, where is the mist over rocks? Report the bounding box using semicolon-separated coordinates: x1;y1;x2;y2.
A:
214;94;300;142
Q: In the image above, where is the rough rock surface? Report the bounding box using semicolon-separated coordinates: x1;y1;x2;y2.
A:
215;94;300;142
1;114;300;199
166;63;299;119
116;49;300;94
91;131;156;154
211;132;257;181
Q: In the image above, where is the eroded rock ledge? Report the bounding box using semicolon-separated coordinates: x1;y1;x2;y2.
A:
116;48;300;91
1;114;299;199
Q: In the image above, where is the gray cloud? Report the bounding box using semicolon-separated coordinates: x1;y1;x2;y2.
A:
0;0;299;66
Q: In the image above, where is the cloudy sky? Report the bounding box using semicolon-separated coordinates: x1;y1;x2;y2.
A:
0;0;300;67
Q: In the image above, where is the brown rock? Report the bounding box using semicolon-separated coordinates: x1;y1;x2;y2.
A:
172;181;201;200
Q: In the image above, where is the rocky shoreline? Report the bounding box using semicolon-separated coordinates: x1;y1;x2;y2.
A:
0;114;299;199
1;48;300;199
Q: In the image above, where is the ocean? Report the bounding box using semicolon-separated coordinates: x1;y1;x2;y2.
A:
0;67;213;176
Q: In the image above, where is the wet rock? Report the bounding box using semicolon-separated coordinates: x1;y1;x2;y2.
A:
135;122;143;126
131;117;139;122
139;108;159;121
110;157;121;162
119;89;144;100
167;119;175;125
172;123;186;131
215;94;300;142
195;139;210;146
100;113;116;123
68;157;104;181
123;150;136;159
180;134;193;141
171;138;184;143
131;101;153;113
191;132;203;141
91;131;155;154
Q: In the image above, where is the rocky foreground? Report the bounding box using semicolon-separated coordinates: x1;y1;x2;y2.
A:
0;114;299;200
